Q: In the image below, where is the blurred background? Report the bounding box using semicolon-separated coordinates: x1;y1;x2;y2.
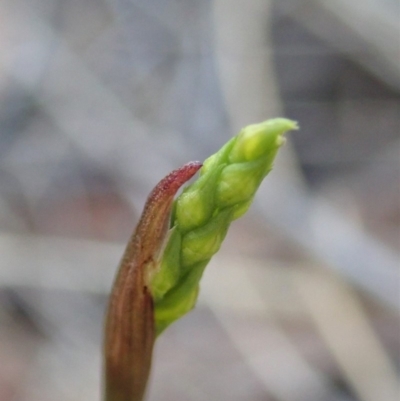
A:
0;0;399;400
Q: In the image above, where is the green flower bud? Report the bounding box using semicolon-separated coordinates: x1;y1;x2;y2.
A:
175;164;224;233
201;137;236;175
216;156;268;207
181;209;233;268
151;118;298;335
231;196;254;220
154;260;208;335
229;118;298;163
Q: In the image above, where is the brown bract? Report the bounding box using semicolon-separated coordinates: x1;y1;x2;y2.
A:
104;161;202;401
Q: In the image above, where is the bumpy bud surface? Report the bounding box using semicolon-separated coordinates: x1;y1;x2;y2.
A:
151;118;298;334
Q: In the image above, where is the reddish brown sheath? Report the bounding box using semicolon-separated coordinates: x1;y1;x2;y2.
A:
104;161;202;401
